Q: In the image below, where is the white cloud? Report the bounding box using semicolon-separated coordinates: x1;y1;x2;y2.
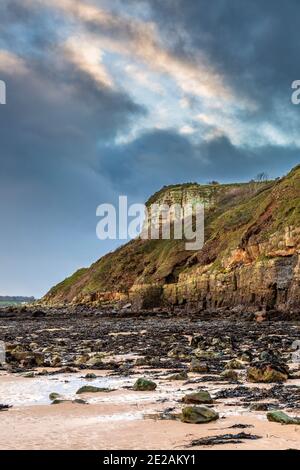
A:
179;125;195;135
124;64;164;94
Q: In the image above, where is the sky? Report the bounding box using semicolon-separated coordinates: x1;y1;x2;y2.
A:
0;0;299;297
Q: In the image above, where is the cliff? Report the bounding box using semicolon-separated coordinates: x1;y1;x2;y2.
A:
43;165;300;314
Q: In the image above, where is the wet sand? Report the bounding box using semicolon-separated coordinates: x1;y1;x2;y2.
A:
2;403;300;450
1;370;300;450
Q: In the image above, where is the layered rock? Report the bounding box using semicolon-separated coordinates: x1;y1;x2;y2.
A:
162;228;300;313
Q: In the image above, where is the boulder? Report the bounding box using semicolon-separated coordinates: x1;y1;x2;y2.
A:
168;371;188;381
167;346;191;359
133;378;157;391
49;392;62;401
247;366;288;383
51;399;70;405
250;403;273;412
240;352;252;363
182;391;213;405
194;349;221;360
8;348;45;367
247;350;289;384
181;406;219;424
189;358;209;373
73;398;87;405
220;369;239;381
74;355;90;366
76;385;108;394
23;372;35;378
225;359;245;370
51;398;87;405
50;355;61;367
86;355;104;367
267;411;300;425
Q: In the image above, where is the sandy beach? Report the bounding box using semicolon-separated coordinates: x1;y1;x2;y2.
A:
1;368;300;450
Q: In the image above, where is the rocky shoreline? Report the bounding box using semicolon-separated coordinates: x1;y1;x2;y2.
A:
1;305;300;373
0;306;300;449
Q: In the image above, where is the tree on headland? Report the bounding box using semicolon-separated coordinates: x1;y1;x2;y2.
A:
256;172;269;182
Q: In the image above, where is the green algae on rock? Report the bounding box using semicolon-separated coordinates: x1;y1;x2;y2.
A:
181;406;219;424
225;359;245;370
220;369;239;381
133;378;157;391
76;386;114;394
247;366;288;383
49;392;61;401
182;391;213;405
267;411;300;425
168;371;188;381
189;358;209;373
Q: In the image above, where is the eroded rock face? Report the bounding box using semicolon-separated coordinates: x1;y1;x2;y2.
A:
163;249;300;314
124;227;300;314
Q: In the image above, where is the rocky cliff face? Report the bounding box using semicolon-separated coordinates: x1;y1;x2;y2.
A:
43;165;300;315
163;227;300;313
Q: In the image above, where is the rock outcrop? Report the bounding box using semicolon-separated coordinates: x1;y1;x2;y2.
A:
42;165;300;315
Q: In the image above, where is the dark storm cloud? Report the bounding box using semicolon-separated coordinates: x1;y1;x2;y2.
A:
0;1;65;54
136;0;300;109
0;54;140;295
98;129;300;199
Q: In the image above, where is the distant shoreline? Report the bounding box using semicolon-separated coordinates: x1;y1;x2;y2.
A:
0;296;35;307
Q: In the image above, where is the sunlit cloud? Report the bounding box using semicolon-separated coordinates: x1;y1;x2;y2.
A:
0;50;27;75
27;0;238;105
63;35;114;89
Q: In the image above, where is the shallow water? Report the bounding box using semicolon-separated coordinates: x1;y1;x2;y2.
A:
0;372;184;408
0;374;131;406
